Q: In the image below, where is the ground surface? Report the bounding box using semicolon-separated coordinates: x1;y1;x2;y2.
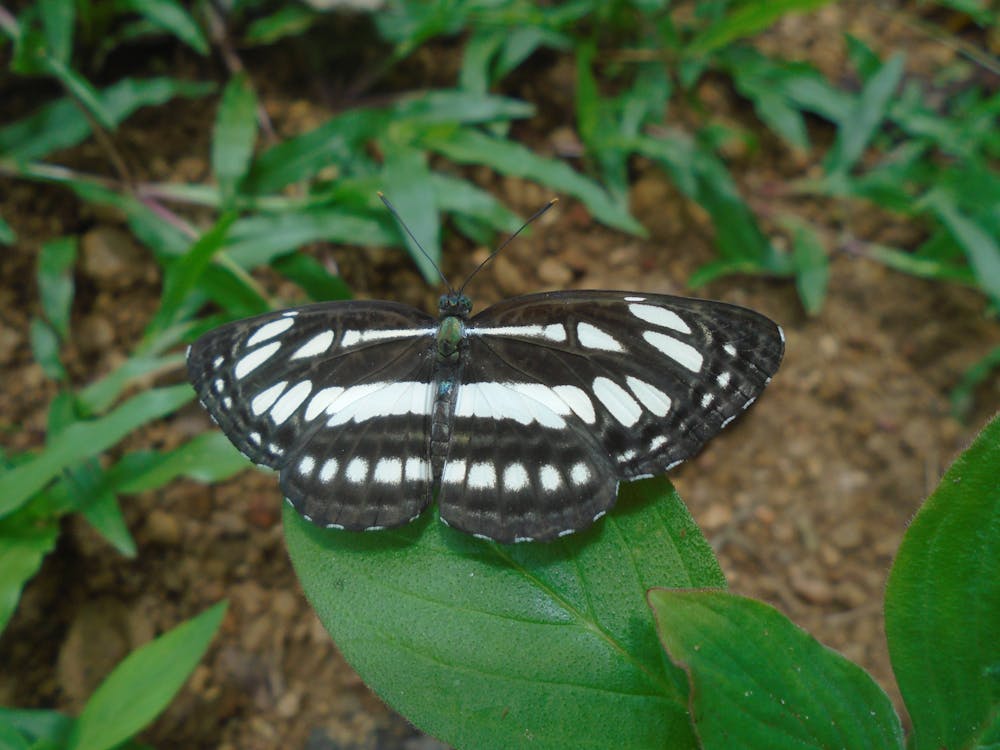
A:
1;3;998;749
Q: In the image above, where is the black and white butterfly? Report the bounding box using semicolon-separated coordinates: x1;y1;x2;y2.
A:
187;212;783;543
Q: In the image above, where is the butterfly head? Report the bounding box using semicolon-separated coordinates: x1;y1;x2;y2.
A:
438;293;472;319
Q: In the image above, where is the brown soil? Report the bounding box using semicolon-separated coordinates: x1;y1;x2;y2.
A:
1;3;998;749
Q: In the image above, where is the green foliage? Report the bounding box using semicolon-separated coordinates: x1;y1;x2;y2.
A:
286;478;723;749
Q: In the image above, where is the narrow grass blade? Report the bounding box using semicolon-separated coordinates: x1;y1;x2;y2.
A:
37;236;76;340
119;0;208;55
789;221;829;314
688;0;835;55
212;73;258;205
29;317;67;382
0;521;60;634
271;254;353;302
380;139;440;283
39;0;75;63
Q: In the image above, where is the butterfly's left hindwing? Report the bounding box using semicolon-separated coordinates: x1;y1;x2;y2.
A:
187;300;439;530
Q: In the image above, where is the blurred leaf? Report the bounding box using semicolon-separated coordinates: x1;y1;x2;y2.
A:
788;221;829;315
430;173;520;233
225;210;397;268
0;384;194;519
380;139;440;283
37;236;76;340
68;601;227;750
110;432;249;493
212;74;258;205
951;344;1000;419
39;0;74;63
458;28;504;93
0;77;213;161
688;0;835;54
885;413;1000;750
649;589;904;749
929;197;1000;306
119;0;209;55
0;720;30;750
823;53;905;176
271;254;353;302
40;56;116;130
0;521;60;634
198;264;271;318
863;242;976;286
68;464;136;557
244;5;318;45
149;215;236;337
426;128;644;235
287;477;723;749
0;708;72;748
78;352;184;415
0;217;14;245
29;317;66;381
845;33;883;81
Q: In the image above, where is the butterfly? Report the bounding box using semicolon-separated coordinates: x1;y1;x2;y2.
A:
187;202;784;543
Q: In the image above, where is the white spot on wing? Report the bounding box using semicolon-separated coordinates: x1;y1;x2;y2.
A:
717;371;731;388
540;465;561;492
325;381;433;427
701;392;714;408
214;378;225;393
298;456;315;475
723;343;737;357
319;459;338;482
405;457;430;481
649;435;667;451
552;385;596;424
292;330;334;359
469;324;566;342
455;382;567;428
625;376;672;416
249;432;262;445
251;381;287;416
644;331;703;372
624;296;645;302
592;377;642;426
212;355;223;368
373;457;403;484
235;341;281;379
503;463;529;492
629;303;691;334
466;462;496;490
247;317;294;347
345;457;368;483
570;462;591;486
305;387;344;421
442;460;467;485
270;380;312;424
577;322;625;352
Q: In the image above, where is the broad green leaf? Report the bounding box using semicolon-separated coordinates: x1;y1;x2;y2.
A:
430;173;520;233
0;217;14;245
426;129;644;235
29;317;66;381
0;77;213;161
119;0;209;55
244;5;318;45
149;215;235;336
212;74;258;204
0;521;60;633
225;210;397;268
287;477;724;750
37;236;76;340
76;478;136;558
39;0;74;63
459;28;505;93
649;590;904;749
380;139;440;283
110;432;249;493
688;0;835;54
0;384;194;518
789;221;829;315
68;601;227;750
271;254;353;302
885;414;1000;750
823;53;905;176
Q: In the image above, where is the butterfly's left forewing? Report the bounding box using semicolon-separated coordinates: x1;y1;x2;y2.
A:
187;300;439;530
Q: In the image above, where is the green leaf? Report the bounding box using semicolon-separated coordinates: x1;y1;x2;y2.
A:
119;0;209;55
789;221;829;315
36;236;76;340
430;173;520;233
243;5;318;45
39;56;115;130
0;217;14;245
930;198;1000;306
39;0;75;63
149;215;235;337
0;708;73;748
426;129;644;235
0;77;213;161
68;601;227;750
212;73;258;204
688;0;835;55
863;242;977;286
110;432;249;494
78;352;184;415
29;317;66;381
380;139;440;283
0;521;60;634
823;53;905;176
0;719;30;750
78;483;136;558
885;414;1000;750
271;254;353;302
287;477;723;749
649;589;904;749
0;384;194;519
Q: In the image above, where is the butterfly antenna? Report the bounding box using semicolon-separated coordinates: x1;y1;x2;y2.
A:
378;192;454;293
459;198;559;294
